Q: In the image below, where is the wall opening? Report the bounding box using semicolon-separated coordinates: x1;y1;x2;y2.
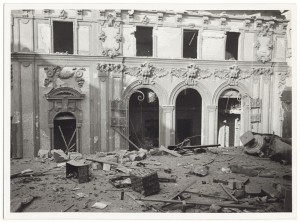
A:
175;89;202;145
281;87;292;138
217;89;241;147
225;32;240;60
129;88;159;150
135;26;153;57
53;21;74;54
53;112;77;152
183;29;198;59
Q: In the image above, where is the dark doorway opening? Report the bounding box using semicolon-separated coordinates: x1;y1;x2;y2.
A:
281;87;292;138
54;112;77;152
135;26;153;57
183;29;198;59
129;88;159;150
225;32;240;60
175;89;202;145
53;21;74;54
217;89;241;147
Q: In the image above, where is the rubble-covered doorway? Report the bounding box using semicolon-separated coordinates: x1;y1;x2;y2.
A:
129;88;159;150
53;112;77;152
175;89;202;145
217;89;241;147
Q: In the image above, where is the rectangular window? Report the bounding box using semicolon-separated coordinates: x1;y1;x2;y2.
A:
135;26;153;57
183;29;198;59
225;32;240;60
53;21;74;54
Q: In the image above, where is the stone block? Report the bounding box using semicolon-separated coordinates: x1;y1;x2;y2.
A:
240;131;254;146
245;184;261;195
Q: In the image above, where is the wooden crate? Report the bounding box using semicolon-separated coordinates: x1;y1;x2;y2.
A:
66;160;90;183
130;168;160;196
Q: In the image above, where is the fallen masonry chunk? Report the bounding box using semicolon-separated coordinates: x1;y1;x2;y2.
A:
245;184;262;196
192;166;209;177
91;202;111;209
229;164;264;177
66;160;90;183
130;168;160;196
209;204;222;213
213;178;228;185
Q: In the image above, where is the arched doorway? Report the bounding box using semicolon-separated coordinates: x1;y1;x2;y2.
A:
129;88;159;150
217;89;241;147
175;88;202;145
53;112;77;152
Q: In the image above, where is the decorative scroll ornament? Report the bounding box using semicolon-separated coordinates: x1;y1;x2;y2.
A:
102;48;120;58
44;66;85;88
59;10;67;19
244;19;251;28
107;13;116;27
142;15;150;24
115;33;122;43
98;31;107;42
124;62;167;85
97;63;124;82
101;33;121;58
278;71;291;94
258;23;273;37
203;16;209;24
255;39;273;63
177;14;183;23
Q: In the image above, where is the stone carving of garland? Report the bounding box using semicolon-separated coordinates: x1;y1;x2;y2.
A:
44;66;86;88
124;62;167;85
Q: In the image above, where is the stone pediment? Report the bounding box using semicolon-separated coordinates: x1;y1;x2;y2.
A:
45;87;85;100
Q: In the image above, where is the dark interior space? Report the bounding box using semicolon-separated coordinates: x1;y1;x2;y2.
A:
135;26;153;57
129;88;159;150
53;21;74;54
225;32;240;60
183;29;198;59
218;89;241;147
281;87;292;138
175;89;202;145
54;112;77;152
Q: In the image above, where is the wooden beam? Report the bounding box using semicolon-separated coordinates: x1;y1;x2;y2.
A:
159;145;181;157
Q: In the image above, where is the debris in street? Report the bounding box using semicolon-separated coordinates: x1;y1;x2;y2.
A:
219;183;239;203
62;204;74;212
12;196;39;212
137;197;258;210
130;168;160;196
159;145;182;157
190;166;209;177
91;202;111;209
229;164;264;177
66;160;90;183
76;192;88;198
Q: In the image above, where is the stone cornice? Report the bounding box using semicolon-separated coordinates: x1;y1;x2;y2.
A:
11;9;289;23
11;53;289;69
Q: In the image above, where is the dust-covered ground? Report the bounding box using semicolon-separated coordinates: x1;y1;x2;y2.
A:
10;146;292;213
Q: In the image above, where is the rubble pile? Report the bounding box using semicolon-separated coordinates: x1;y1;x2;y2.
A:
10;135;292;213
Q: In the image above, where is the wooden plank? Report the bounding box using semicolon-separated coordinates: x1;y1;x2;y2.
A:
219;183;239;203
86;157;118;165
159;145;181;157
112;127;140;151
137;198;258;210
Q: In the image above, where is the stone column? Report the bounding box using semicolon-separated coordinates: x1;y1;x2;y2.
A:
252;75;261;132
207;105;217;144
161;105;175;146
111;67;123;150
261;74;271;133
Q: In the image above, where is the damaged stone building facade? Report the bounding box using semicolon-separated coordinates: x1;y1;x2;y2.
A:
11;9;292;158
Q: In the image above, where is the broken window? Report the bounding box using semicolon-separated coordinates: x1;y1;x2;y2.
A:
135;26;153;57
175;89;202;145
183;29;198;59
53;21;74;54
129;88;159;150
225;32;240;60
54;112;77;152
218;89;241;147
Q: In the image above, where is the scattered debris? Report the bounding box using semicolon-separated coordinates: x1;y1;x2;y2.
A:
190;166;209;177
219;183;239;203
209;204;222;213
91;202;111;209
159;145;182;157
12;196;39;212
76;192;88;198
